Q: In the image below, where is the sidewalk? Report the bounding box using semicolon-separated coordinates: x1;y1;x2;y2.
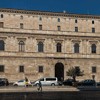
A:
0;86;79;93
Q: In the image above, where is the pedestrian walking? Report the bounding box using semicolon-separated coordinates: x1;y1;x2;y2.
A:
25;77;28;87
37;80;42;92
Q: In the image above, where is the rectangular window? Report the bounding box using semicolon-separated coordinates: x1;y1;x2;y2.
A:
57;26;61;31
75;27;78;32
39;25;42;30
0;65;4;72
19;66;24;72
20;23;23;29
0;22;4;28
38;66;43;73
92;66;96;73
92;28;95;33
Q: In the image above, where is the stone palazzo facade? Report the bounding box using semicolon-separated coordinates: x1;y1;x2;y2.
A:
0;8;100;82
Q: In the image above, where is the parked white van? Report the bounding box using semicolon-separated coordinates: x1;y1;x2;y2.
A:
32;77;58;86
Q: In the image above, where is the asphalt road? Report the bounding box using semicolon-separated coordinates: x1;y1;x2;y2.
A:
0;91;100;100
0;86;100;100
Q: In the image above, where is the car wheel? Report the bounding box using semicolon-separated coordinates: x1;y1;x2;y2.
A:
36;83;39;86
51;83;55;86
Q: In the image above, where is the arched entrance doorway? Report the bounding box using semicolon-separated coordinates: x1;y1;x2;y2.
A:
55;63;64;81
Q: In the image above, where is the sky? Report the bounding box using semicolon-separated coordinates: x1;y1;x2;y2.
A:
0;0;100;15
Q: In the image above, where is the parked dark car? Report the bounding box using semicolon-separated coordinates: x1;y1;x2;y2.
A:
0;78;9;86
97;82;100;86
62;79;76;86
77;79;96;86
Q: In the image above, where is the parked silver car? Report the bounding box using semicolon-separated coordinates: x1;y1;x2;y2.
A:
32;77;58;86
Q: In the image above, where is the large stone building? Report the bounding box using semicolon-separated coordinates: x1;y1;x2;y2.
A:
0;8;100;82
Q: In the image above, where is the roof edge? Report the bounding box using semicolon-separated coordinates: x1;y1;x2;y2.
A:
0;8;100;19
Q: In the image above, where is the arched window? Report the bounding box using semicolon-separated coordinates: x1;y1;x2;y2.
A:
39;17;42;21
1;14;3;18
0;40;5;51
58;18;60;22
56;43;62;52
38;42;44;52
75;19;77;23
74;43;79;53
91;44;96;53
92;20;94;24
20;15;23;19
19;41;25;52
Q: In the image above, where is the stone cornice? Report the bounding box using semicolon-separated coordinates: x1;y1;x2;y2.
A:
0;8;100;19
0;31;100;40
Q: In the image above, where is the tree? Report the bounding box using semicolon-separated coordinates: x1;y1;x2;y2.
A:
67;67;84;82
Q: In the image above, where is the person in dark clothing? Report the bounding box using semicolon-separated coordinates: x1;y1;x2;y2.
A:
37;80;42;92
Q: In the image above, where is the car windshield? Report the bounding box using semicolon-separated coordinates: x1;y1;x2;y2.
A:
39;78;44;81
18;80;24;82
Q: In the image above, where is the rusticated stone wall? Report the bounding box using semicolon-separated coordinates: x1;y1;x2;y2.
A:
0;8;100;82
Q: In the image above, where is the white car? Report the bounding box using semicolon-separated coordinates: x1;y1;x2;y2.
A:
13;79;31;86
32;77;58;86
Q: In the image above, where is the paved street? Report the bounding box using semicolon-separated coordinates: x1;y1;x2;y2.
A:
0;86;79;92
0;86;100;100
